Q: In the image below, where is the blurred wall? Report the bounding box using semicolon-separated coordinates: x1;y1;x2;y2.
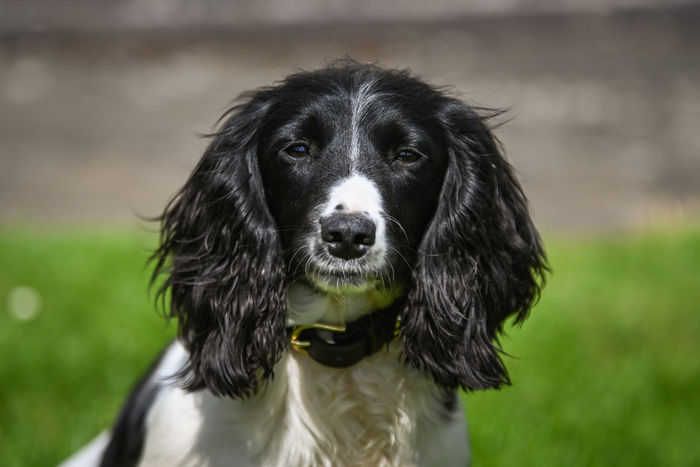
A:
1;0;696;33
1;2;699;231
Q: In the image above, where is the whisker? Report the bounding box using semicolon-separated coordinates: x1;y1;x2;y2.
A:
255;226;299;235
287;245;307;271
295;251;315;278
384;214;409;241
387;261;396;286
390;246;413;272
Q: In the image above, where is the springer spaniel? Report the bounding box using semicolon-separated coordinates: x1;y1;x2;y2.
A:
63;61;546;467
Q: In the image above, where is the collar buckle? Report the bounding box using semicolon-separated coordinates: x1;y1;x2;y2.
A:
288;309;401;369
290;323;347;352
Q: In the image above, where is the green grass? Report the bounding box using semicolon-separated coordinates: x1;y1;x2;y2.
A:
0;226;175;466
466;228;700;466
1;225;699;466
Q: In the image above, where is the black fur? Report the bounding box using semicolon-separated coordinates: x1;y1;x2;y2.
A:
151;93;288;399
100;347;170;467
151;60;547;399
400;99;547;390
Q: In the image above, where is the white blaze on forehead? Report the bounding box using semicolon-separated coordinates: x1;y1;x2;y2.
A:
349;78;378;163
322;173;383;217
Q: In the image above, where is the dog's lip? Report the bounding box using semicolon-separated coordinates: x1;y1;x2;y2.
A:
304;263;378;291
307;267;368;283
300;245;385;289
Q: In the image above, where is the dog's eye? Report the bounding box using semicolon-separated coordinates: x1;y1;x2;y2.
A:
395;149;422;165
284;143;310;159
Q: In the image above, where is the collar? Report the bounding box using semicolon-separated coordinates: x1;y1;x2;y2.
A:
288;304;401;368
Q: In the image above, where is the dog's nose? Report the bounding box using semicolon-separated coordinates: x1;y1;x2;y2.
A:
319;214;376;260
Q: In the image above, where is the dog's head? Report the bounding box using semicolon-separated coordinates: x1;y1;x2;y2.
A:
153;62;547;398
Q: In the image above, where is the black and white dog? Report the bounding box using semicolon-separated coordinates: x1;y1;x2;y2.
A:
63;61;546;466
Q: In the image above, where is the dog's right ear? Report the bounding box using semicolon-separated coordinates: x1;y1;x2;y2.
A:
151;93;288;399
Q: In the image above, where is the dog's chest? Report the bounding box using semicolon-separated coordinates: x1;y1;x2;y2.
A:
263;347;447;466
140;345;451;467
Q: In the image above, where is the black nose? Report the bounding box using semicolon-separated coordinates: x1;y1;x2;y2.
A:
319;214;376;260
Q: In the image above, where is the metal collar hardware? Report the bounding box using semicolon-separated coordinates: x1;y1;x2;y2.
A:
288;307;401;369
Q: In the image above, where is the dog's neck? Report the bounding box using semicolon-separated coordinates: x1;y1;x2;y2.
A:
286;281;401;327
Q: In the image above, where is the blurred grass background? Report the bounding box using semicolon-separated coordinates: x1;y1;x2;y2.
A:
1;225;699;466
0;226;174;466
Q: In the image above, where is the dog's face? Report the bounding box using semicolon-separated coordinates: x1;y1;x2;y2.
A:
257;76;448;295
153;63;547;398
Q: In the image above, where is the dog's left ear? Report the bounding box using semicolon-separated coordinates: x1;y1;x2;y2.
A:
400;99;548;391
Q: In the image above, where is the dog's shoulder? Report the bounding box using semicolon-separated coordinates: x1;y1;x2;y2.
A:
99;342;187;467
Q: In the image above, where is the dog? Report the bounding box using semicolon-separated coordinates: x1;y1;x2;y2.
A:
63;61;546;467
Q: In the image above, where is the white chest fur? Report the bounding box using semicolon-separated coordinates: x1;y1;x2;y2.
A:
139;342;469;467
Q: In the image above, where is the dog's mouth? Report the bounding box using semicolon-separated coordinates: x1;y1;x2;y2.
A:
294;239;390;293
306;264;380;293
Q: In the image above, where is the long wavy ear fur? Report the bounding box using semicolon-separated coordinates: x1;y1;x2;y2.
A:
400;99;548;391
151;95;287;399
